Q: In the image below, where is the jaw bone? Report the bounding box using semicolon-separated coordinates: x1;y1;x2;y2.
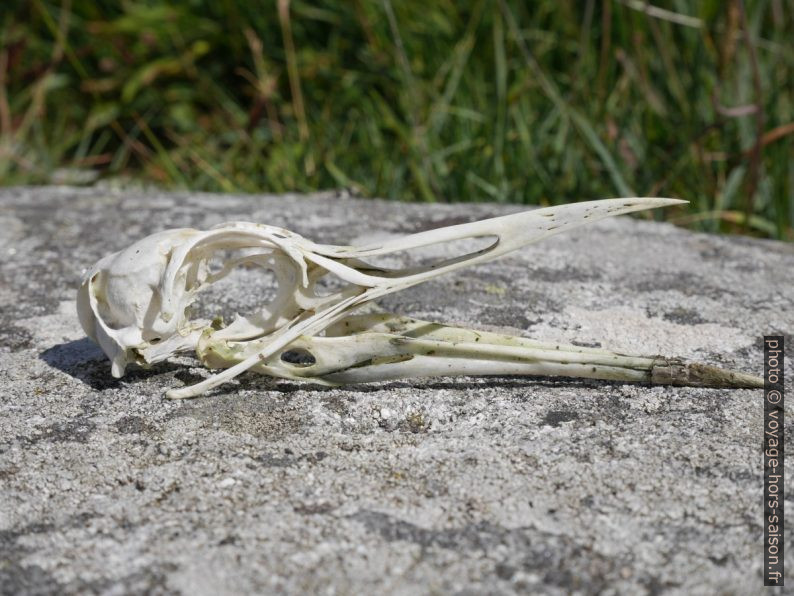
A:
198;312;764;390
76;197;762;399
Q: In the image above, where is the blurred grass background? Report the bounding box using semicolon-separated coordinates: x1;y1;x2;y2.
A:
0;0;791;239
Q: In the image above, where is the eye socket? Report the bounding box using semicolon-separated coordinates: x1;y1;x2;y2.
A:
149;337;162;344
189;261;280;322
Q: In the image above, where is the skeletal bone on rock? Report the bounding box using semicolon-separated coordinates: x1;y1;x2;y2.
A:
76;198;763;398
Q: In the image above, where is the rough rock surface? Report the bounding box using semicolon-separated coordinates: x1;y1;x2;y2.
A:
1;186;792;595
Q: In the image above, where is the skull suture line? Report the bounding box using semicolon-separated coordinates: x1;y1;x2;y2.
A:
77;198;763;399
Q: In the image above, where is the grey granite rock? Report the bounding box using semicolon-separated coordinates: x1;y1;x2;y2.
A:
0;186;792;595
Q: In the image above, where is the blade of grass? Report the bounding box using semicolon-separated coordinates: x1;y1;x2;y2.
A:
133;112;187;187
499;0;635;197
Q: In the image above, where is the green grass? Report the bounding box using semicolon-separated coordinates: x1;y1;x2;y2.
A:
1;0;792;239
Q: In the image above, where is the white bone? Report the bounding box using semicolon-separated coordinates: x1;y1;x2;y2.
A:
76;197;762;398
198;313;763;389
